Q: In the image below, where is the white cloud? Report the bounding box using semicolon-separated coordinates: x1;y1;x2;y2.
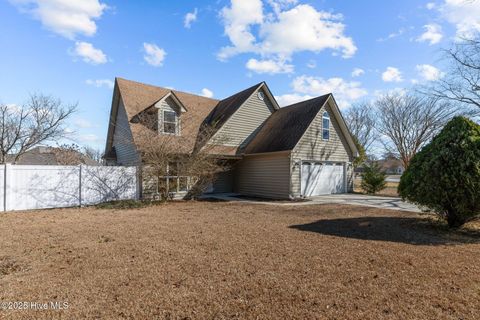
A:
426;2;436;10
275;93;314;107
72;41;107;64
79;133;101;143
351;68;364;77
143;42;166;67
218;0;264;60
439;0;480;37
200;88;214;98
416;64;444;81
184;8;198;28
416;24;443;45
74;118;94;128
291;75;368;107
85;79;113;88
246;57;294;74
382;67;403;82
10;0;107;39
377;27;407;42
218;1;356;69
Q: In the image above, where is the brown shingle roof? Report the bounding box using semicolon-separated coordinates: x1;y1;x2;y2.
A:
243;94;331;154
6;146;99;165
116;78;220;153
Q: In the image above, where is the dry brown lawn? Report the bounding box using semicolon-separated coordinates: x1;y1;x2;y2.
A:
354;178;400;197
0;202;479;319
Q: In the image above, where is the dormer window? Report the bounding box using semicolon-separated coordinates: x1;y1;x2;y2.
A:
322;111;330;141
163;110;177;134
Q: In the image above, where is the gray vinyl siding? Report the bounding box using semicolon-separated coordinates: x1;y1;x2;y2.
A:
210;88;275;148
212;170;234;193
113;98;140;166
235;152;290;199
290;100;354;196
157;97;180;135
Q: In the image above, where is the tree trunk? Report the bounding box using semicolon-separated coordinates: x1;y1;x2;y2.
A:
446;209;465;228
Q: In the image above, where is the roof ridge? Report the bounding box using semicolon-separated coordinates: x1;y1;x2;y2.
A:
218;82;264;102
280;93;331;110
115;77;220;102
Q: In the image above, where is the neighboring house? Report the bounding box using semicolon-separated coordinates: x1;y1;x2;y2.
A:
104;77;358;199
377;157;405;175
6;146;99;165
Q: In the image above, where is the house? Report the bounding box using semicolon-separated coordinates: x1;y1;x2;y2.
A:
377;156;404;175
104;78;358;199
6;146;99;166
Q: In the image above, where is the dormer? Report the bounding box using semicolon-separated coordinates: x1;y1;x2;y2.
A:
130;91;187;136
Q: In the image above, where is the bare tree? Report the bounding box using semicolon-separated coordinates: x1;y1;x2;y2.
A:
124;108;230;200
83;146;104;164
344;101;377;152
0;94;76;163
374;92;461;169
52;144;103;165
429;35;480;111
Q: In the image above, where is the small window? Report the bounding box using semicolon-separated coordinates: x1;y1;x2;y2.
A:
163;110;177;134
257;91;265;100
322;111;330;140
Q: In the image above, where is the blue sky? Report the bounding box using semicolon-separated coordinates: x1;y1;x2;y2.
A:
1;0;479;151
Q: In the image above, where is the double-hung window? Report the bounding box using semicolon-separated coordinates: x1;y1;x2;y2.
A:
163;110;177;134
322;111;330;141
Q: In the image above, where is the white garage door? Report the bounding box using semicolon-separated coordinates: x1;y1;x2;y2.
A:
301;162;345;196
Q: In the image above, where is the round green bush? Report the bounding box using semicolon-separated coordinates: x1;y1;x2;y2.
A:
398;116;480;228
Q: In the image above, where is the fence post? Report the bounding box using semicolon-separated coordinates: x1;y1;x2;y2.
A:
79;164;82;207
136;165;142;200
3;163;7;212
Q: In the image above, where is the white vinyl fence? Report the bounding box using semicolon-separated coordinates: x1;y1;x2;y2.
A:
1;164;139;211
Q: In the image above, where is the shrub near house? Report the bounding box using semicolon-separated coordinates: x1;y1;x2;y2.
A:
399;117;480;228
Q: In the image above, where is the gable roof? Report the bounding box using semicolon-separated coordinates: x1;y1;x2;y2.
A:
202;82;263;130
106;78;220;154
243;94;331;154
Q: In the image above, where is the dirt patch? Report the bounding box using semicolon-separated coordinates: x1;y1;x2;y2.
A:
0;256;25;277
0;202;479;319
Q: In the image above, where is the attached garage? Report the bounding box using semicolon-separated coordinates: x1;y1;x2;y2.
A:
301;162;346;196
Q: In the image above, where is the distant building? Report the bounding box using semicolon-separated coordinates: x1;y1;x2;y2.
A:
376;157;404;175
5;146;99;165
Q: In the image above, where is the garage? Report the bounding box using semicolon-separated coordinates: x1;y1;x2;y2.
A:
301;162;345;196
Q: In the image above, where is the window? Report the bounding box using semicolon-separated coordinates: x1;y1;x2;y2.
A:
163;110;177;134
322;111;330;140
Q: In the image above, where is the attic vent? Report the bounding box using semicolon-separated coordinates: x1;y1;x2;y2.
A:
257;91;265;101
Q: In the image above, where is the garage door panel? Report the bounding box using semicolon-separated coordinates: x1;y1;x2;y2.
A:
301;162;345;196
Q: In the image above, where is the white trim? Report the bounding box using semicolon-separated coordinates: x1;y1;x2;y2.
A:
322;111;331;141
291;95;358;158
300;160;347;196
154;91;187;113
326;96;359;157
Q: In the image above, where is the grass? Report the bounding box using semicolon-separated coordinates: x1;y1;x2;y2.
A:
94;199;165;209
0;202;479;319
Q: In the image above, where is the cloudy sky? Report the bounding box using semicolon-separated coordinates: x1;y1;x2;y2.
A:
1;0;479;150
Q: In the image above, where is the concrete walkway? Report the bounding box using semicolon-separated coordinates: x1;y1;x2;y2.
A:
202;193;421;213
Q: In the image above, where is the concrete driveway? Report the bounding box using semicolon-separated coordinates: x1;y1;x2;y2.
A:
203;193;421;213
308;194;420;212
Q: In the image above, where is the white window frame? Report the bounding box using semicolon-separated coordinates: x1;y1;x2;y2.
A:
162;110;178;135
322;111;330;141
